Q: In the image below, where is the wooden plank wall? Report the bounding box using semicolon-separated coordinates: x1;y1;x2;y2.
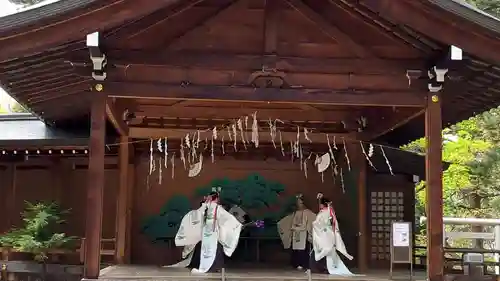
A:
0;157;119;245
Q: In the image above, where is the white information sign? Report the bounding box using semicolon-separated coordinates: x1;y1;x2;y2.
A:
392;222;410;247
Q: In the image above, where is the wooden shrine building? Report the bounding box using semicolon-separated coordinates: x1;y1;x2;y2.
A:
1;1;500;281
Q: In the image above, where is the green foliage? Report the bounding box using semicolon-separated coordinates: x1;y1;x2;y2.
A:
0;201;75;262
8;0;45;7
10;102;28;113
0;101;29;114
194;173;285;209
403;105;500;247
467;0;500;17
141;195;191;242
141;173;290;241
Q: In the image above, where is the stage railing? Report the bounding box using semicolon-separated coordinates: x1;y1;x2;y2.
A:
419;216;500;275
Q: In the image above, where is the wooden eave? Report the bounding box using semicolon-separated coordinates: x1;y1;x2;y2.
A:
0;0;499;145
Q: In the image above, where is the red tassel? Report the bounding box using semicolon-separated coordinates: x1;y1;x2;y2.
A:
213;204;218;231
329;206;336;232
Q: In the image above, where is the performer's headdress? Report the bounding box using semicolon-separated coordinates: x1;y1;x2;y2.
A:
317;193;331;206
318;193;336;230
205;186;221;202
212;186;222;194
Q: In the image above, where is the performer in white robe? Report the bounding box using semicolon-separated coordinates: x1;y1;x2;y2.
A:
312;193;353;275
172;188;243;273
166;200;205;269
277;194;316;270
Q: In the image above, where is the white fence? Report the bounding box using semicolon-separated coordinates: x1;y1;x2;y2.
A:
420;216;500;274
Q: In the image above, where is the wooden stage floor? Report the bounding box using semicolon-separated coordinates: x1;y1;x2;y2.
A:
96;265;426;281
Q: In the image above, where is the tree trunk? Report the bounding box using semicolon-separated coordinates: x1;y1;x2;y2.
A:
469;192;483;249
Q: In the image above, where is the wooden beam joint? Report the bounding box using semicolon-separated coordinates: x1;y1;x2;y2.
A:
106;99;129;136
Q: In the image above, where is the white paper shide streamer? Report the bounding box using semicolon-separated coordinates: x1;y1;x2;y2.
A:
180;142;186;170
380;145;394;175
164;137;168;168
137;111;397;194
342;137;351;171
251;112;259;148
237;118;246;149
360;141;376;171
149;139;154;176
171;153;175;179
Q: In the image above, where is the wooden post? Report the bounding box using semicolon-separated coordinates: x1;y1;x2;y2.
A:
124;161;135;263
357;157;368;272
115;137;130;264
5;164;16;231
425;92;444;281
83;96;106;279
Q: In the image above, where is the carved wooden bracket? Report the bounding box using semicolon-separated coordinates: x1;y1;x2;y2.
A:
247;70;287;88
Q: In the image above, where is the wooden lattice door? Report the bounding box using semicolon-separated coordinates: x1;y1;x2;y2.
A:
369;190;405;266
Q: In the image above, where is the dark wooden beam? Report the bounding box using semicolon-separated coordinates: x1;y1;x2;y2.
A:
101;82;426;107
367;0;500;64
26;80;91;104
106;99;129;136
161;0;237;47
0;0;184;61
363;108;425;140
284;0;372;58
357;156;368;272
70;50;424;74
106;0;204;42
129;127;354;142
135;104;357;122
263;0;279;55
425;92;444;281
124;160;134;264
262;0;280;67
83;95;106;279
21;78;87;97
332;0;435;52
115;136;130;264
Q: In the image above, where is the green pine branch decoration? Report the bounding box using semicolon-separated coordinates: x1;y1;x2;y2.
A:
0;201;76;262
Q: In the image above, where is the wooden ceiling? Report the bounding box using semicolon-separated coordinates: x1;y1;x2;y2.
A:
1;0;500;145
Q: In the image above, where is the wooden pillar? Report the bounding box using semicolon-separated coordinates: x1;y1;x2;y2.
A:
425;93;444;281
357;157;368;272
83;96;106;279
51;159;65;204
124;162;135;263
115;136;130;264
5;164;16;231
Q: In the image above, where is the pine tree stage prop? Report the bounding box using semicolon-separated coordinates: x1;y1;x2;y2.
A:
141;195;192;243
141;173;294;242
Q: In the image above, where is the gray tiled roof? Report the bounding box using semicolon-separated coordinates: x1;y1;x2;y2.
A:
430;0;500;32
0;114;87;147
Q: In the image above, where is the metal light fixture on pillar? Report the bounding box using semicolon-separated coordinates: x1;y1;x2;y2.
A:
86;31;107;81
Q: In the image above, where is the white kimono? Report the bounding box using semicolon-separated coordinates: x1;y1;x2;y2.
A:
278;209;316;250
173;202;242;273
312;207;353;275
